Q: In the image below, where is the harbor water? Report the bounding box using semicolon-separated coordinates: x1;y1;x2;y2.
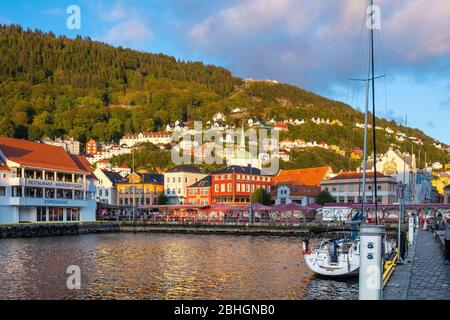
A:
0;233;358;300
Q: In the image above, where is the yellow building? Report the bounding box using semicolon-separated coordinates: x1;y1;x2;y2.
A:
432;173;450;195
117;172;164;206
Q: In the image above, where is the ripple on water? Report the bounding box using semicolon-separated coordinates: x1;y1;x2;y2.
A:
0;233;357;300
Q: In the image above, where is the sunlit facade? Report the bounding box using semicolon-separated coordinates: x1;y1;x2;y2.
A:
0;137;96;224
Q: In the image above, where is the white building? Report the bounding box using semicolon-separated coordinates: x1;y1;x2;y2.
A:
93;168;123;205
273;184;321;206
42;137;80;155
0;137;96;224
120;133;172;148
164;165;209;205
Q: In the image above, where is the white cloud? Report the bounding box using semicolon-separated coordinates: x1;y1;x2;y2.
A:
98;0;153;47
102;20;154;45
187;0;450;91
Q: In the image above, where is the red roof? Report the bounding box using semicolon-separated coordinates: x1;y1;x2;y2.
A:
274;166;332;186
0;137;91;174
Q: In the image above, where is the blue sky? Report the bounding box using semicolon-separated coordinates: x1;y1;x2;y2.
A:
1;0;449;144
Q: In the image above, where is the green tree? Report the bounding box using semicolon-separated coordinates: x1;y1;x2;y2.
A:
251;187;272;205
316;190;336;205
157;193;168;205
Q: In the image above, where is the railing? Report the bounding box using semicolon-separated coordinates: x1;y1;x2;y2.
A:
382;250;398;288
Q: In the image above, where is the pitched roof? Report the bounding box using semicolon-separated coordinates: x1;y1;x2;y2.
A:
166;165;208;174
137;173;164;185
274;166;332;186
212;165;262;175
0;137;90;174
272;183;321;197
188;176;212;188
102;170;124;184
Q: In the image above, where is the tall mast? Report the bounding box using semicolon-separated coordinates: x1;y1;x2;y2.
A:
361;1;372;217
370;0;379;224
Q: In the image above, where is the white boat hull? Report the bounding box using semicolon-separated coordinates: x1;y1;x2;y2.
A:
303;241;360;277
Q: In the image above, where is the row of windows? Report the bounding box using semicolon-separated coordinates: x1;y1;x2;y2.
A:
118;197;158;206
18;169;84;183
118;186;160;194
214;174;270;182
187;199;210;206
188;188;209;196
36;207;80;222
325;183;395;193
213;184;270;193
11;187;86;200
335;196;395;204
165;176;200;184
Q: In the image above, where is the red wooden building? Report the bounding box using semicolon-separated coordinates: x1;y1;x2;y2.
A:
211;165;273;205
186;176;212;206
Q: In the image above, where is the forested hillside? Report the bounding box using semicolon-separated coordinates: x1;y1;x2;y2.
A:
0;24;448;170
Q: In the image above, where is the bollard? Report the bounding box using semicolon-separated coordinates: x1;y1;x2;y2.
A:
359;224;385;300
408;216;414;245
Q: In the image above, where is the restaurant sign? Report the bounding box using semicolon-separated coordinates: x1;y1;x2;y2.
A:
26;179;85;190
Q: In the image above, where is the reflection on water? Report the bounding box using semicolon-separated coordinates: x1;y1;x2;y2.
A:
0;233;357;300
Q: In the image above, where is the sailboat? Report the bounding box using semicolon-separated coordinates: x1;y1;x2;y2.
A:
302;0;395;277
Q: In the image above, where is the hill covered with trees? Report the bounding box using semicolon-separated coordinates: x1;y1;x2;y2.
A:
0;24;448;171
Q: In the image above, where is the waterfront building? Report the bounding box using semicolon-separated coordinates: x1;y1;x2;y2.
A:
120;133;172;148
164;165;208;205
272;183;321;206
211;165;273;205
93;168;123;205
186;176;212;206
274;166;333;186
117;172;164;206
320;171;398;205
0;137;97;224
85;139;98;156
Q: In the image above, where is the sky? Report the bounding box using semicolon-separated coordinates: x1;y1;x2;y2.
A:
0;0;449;144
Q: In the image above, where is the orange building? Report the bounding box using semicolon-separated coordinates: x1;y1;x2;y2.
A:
85;139;98;156
273;166;333;186
186;176;212;206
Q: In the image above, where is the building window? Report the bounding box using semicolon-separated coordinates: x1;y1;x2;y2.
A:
49;207;64;222
221;184;225;192
0;187;5;196
37;207;46;222
67;208;80;222
215;185;219;192
237;184;241;192
227;183;232;192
